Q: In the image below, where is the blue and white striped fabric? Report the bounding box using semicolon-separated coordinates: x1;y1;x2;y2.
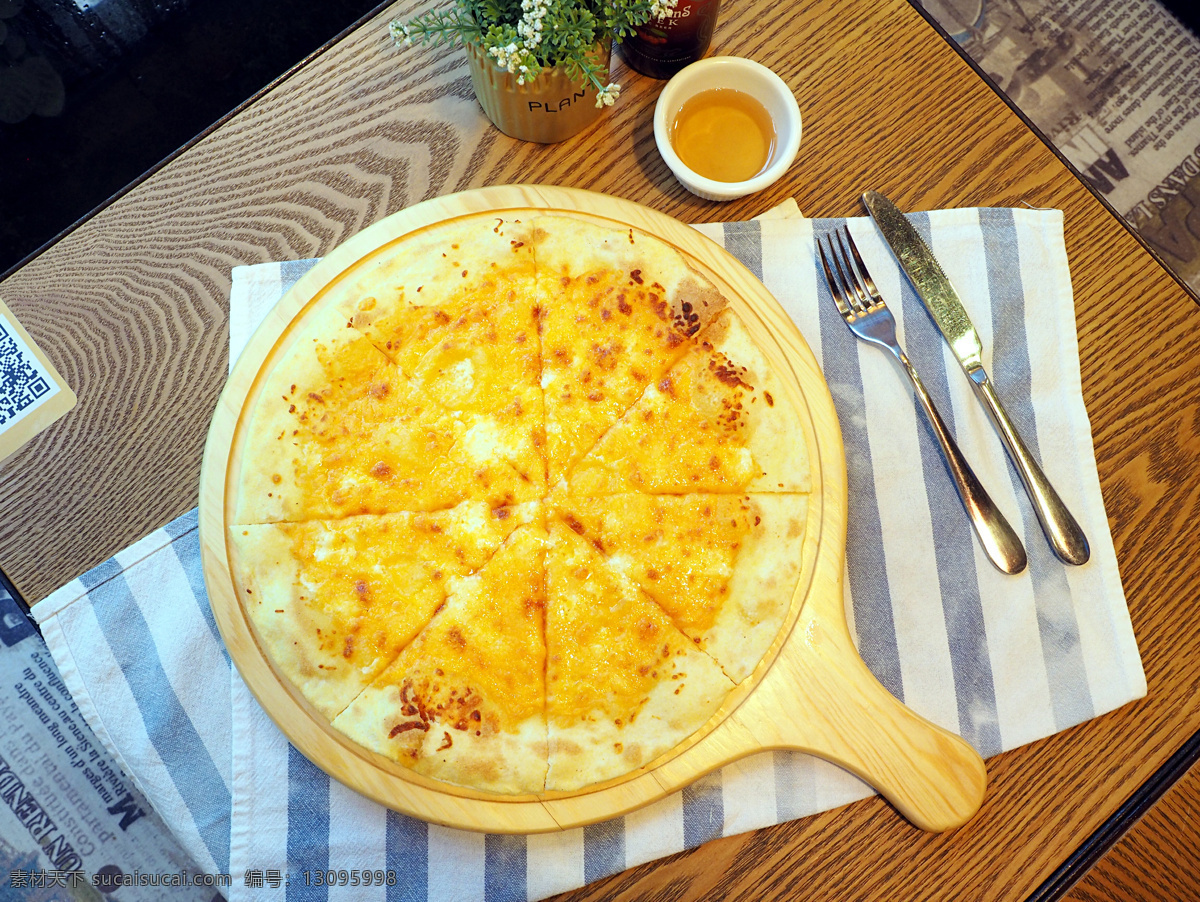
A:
32;205;1144;901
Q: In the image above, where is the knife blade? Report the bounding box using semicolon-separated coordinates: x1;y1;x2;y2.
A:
861;190;1090;566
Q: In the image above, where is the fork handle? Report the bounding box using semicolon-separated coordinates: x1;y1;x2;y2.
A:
969;372;1090;566
894;350;1028;575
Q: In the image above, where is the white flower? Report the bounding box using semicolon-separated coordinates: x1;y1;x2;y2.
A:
595;82;621;107
389;21;413;47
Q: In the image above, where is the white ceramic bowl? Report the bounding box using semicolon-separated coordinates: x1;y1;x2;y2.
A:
653;56;802;201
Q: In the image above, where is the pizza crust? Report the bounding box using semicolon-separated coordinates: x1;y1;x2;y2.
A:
702;310;811;493
703;495;808;681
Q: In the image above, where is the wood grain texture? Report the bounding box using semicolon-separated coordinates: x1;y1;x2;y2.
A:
1062;761;1200;902
200;187;983;834
0;0;1197;897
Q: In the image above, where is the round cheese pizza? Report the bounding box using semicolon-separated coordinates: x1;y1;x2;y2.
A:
228;214;811;795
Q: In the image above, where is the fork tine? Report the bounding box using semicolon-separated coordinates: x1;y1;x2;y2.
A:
831;229;868;314
818;237;853;317
841;228;879;299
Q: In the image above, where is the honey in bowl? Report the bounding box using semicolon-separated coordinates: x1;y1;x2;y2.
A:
670;88;777;183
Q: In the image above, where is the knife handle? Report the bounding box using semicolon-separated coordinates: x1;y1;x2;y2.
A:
970;372;1090;566
893;350;1027;575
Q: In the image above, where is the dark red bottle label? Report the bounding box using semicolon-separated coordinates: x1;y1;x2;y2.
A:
620;0;722;79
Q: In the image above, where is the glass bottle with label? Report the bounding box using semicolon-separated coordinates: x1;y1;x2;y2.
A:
619;0;722;79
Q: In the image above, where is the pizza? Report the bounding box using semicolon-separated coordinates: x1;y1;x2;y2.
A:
228;213;811;795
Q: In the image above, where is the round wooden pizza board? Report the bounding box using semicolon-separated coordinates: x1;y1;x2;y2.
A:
199;184;986;835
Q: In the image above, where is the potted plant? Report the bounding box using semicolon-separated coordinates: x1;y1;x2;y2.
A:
393;0;676;143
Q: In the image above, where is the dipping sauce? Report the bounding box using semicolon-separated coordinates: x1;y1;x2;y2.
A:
670;88;777;183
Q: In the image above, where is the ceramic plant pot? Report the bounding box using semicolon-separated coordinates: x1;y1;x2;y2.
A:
464;40;611;143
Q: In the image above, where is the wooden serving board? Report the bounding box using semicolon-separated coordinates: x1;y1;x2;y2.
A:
199;184;986;835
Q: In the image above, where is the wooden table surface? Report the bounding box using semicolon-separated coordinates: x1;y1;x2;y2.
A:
3;0;1199;898
1064;757;1200;902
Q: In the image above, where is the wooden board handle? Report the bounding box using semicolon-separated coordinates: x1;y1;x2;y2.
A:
742;607;987;832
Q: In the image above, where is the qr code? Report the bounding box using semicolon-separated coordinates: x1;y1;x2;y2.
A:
0;320;52;428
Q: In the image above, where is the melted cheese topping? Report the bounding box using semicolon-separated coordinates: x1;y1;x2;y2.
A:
273;506;522;688
349;300;466;379
331;525;546;775
539;266;693;483
288;519;449;676
553;495;755;638
275;279;547;515
397;527;547;732
545;520;700;725
409;285;541;416
566;332;761;494
286;329;413;449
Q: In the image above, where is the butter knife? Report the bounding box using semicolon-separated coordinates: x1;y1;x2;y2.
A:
862;190;1090;566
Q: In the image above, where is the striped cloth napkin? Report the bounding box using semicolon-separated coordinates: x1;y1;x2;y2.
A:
31;204;1145;901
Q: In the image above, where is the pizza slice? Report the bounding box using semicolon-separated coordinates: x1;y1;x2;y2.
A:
228;502;535;720
234;305;417;522
553;493;808;682
533;215;726;486
234;304;542;524
333;216;538;380
399;286;546;498
332;522;548;794
544;517;734;791
566;308;810;495
335;218;545;502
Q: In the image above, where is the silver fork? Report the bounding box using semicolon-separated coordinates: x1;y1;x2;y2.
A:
819;227;1027;575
